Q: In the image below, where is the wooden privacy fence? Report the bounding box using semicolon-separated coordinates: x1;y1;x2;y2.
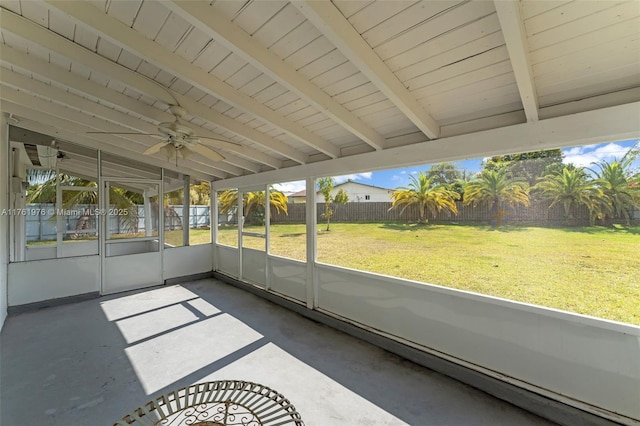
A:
271;201;596;226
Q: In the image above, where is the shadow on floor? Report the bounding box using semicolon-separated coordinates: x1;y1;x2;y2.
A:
1;278;554;425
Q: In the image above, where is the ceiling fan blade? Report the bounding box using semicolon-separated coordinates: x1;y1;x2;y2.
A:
87;132;157;135
179;145;193;160
190;143;225;162
143;142;167;155
161;144;176;159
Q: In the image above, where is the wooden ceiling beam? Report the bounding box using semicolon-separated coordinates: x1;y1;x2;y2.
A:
0;45;274;173
1;102;221;181
293;0;440;140
45;1;314;164
0;7;289;167
166;0;383;153
0;69;245;176
0;88;232;179
213;101;640;190
494;0;539;122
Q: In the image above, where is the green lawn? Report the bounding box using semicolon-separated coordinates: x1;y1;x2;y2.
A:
165;228;211;247
218;223;640;324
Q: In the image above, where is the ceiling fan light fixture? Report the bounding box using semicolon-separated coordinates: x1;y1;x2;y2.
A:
158;124;178;138
88;103;224;164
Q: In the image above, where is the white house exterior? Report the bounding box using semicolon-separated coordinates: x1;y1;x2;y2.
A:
315;181;392;203
287;190;307;204
287;181;393;203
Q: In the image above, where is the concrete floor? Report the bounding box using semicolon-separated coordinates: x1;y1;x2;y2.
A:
1;278;556;425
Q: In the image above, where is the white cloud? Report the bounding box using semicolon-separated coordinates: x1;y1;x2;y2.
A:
564;147;583;157
272;181;305;194
563;143;634;167
334;172;373;184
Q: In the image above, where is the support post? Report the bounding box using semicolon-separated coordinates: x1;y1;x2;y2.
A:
11;147;26;262
143;190;153;237
211;182;217;271
0;114;10;328
38;206;43;241
183;175;190;247
265;184;271;291
98;151;105;293
237;189;243;281
55;167;62;258
305;177;317;309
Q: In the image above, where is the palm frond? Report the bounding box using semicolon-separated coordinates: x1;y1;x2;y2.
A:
390;172;459;223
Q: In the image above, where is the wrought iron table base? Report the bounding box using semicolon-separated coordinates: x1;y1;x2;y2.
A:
115;380;304;426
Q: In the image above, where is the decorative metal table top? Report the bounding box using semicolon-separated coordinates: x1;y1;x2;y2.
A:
114;380;304;426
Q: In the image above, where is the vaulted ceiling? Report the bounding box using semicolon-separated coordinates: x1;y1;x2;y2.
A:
1;0;639;183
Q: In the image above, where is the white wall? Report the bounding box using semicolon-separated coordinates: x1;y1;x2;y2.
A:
268;256;306;302
213;246;640;422
8;256;100;305
8;242;212;307
215;245;239;278
25;246;57;261
163;244;213;280
0;114;9;328
103;251;161;295
315;181;392;203
242;247;266;287
106;240;159;257
315;264;640;422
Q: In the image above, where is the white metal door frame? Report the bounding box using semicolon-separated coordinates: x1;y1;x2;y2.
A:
99;173;164;295
237;185;269;287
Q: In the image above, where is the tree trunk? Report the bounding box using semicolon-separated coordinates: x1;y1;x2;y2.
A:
492;200;502;227
418;203;426;224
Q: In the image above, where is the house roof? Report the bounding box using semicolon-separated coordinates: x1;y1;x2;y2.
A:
333;181;392;192
289;180;391;198
1;1;638;186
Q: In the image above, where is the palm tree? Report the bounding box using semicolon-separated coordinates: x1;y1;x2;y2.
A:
245;190;288;225
190;181;210;205
217;189;288;225
463;169;529;227
317;177;334;231
164;189;184;231
534;166;607;225
316;177;349;231
588;156;640;225
390;172;459;224
27;174;140;235
217;189;238;214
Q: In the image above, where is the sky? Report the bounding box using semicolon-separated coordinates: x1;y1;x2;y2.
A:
274;139;639;194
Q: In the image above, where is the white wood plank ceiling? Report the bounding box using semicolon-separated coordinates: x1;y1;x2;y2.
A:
1;0;639;182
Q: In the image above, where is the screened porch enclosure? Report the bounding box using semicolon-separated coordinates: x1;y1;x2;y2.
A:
1;0;639;425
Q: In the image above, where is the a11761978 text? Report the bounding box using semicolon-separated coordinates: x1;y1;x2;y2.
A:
0;208;129;216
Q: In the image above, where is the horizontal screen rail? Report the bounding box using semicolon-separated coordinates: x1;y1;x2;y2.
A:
241;231;266;238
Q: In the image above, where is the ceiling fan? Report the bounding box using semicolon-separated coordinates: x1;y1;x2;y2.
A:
88;105;227;163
